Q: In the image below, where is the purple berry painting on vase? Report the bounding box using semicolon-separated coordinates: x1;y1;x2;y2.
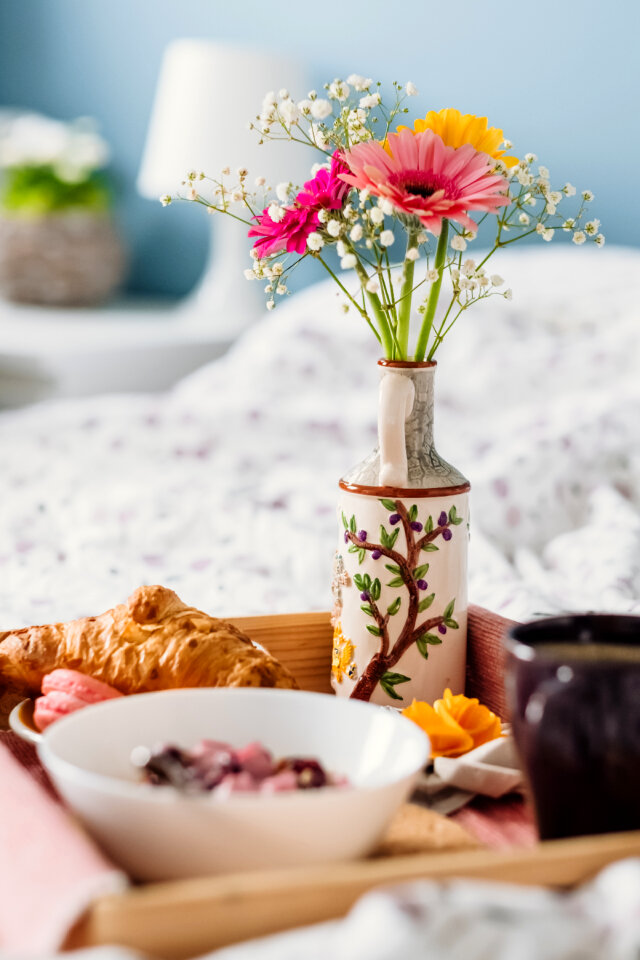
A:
331;360;469;705
169;78;603;706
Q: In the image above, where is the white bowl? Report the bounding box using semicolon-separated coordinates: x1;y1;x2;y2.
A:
38;688;429;881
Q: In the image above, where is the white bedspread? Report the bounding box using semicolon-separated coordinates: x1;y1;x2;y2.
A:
0;246;638;628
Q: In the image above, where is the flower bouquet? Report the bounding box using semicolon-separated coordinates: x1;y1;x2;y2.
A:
166;76;602;706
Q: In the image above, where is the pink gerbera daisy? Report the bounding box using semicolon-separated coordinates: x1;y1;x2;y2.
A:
340;128;510;234
248;205;320;257
248;152;349;258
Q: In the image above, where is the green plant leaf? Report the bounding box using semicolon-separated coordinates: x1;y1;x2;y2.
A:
443;599;456;620
445;618;459;630
385;563;401;574
379;526;390;548
348;544;360;554
451;516;464;526
386;576;405;588
413;563;430;580
341;512;348;529
416;636;429;659
380;498;397;511
387;596;401;616
418;593;435;612
349;515;357;533
449;504;458;522
422;543;439;552
422;633;443;645
353;573;364;590
366;624;382;636
380;671;411;701
426;515;433;533
360;604;374;617
388;528;399;549
371;578;381;602
409;504;418;522
358;548;366;565
363;574;371;590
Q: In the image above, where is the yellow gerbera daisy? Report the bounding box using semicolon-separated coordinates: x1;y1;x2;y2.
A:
400;109;518;168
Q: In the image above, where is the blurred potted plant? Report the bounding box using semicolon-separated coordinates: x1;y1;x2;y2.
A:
0;113;125;306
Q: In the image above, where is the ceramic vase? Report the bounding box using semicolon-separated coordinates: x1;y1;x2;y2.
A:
331;360;469;706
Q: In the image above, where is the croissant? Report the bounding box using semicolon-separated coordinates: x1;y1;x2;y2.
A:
0;585;298;696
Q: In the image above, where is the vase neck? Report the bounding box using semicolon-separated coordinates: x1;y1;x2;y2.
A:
379;364;435;457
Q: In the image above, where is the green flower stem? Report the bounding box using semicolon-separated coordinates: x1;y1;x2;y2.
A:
350;257;394;358
396;228;418;359
414;220;449;361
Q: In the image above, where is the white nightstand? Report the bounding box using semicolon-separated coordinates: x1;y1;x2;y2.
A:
0;298;235;407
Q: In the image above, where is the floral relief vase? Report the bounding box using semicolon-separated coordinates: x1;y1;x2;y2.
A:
331;360;470;706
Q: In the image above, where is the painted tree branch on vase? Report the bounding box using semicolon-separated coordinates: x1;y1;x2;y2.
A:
343;499;462;702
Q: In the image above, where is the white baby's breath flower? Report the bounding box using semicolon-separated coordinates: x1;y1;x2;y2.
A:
595;233;605;247
276;283;287;295
519;212;530;225
221;166;231;176
572;230;586;245
271;262;284;276
502;139;513;150
340;254;357;269
479;276;490;288
490;274;504;287
462;258;476;277
188;187;198;199
427;269;440;282
524;153;537;164
562;219;575;232
365;238;373;249
249;248;260;259
254;176;266;187
243;268;256;280
542;227;554;241
545;202;556;215
230;190;243;202
264;283;273;293
310;98;333;120
347;74;372;91
275;182;290;202
317;209;329;224
365;276;380;293
417;232;428;244
349;223;363;242
582;190;594;202
359;189;369;206
268;203;286;223
584;219;600;236
279;99;299;126
278;88;289;100
405;81;418;96
380;229;395;247
459;278;474;291
159;194;172;206
563;182;576;197
326;219;342;237
405;247;419;261
369;206;384;225
538;165;550;180
359;93;381;109
266;300;275;310
336;240;347;258
450;269;460;283
550;191;562;205
450;235;467;252
535;222;545;235
297;99;313;115
328;79;350;101
306;232;324;251
504;289;513;300
379;198;395;216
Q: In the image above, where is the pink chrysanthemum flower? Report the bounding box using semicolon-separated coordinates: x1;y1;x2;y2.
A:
297;152;350;210
248;153;349;257
340;128;510;234
248;205;320;257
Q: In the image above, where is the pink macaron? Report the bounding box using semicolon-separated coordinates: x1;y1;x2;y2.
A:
34;669;123;731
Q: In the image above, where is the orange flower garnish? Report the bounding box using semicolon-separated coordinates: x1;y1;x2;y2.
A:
402;688;502;758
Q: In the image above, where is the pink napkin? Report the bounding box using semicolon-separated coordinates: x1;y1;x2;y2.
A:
0;733;127;957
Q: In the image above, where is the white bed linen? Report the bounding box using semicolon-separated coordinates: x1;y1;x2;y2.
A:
0;246;638;627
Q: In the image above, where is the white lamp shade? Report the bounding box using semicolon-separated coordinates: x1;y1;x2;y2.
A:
137;39;313;198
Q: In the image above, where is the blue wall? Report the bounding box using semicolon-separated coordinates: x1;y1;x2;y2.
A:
0;0;637;296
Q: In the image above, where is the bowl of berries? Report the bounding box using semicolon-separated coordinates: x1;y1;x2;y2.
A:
38;687;429;880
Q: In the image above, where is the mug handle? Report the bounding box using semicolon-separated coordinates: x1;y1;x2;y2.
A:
378;372;415;487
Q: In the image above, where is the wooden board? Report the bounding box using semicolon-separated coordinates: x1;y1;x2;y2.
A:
67;610;640;958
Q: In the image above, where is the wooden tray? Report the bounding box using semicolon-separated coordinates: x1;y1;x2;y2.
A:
69;611;640;958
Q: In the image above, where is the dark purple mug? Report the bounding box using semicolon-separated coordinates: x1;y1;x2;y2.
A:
505;614;640;841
